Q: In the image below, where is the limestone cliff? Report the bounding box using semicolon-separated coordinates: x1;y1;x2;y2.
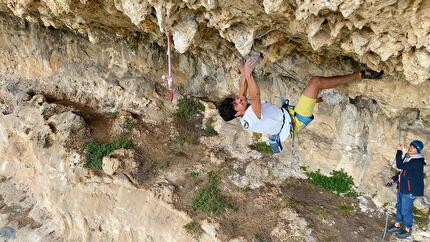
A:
0;0;429;241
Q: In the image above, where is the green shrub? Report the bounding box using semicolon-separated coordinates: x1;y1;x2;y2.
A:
204;117;218;136
82;137;133;169
184;221;203;238
176;97;205;120
307;169;358;197
192;171;233;214
250;142;272;154
110;136;134;150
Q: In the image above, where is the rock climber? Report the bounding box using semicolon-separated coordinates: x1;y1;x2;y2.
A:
385;140;426;239
217;53;384;153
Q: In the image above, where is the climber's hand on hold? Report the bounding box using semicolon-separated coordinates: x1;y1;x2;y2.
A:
243;53;260;77
397;144;403;150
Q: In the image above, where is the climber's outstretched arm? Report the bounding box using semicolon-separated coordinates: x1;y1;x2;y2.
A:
245;73;261;118
244;55;261;118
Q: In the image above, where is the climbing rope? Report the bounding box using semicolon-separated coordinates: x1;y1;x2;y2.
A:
273;62;298;82
162;31;174;102
381;209;389;241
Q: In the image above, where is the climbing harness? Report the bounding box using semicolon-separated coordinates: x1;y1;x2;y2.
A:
268;79;296;154
268;80;293;154
269;76;314;157
162;31;174;102
269;107;287;153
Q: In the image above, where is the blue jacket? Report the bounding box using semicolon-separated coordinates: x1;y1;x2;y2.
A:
396;150;426;196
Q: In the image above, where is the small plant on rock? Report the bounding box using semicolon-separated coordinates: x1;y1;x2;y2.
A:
250;141;272;154
189;171;201;184
111;111;119;118
204;117;218;136
123;117;136;131
191;171;233;215
184;221;203;238
175;97;205;120
307;169;358;197
337;203;354;216
82;136;133;169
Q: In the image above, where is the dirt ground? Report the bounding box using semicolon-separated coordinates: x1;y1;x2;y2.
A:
53;96;389;242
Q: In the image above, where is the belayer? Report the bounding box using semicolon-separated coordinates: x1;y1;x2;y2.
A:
385;140;425;239
217;53;383;153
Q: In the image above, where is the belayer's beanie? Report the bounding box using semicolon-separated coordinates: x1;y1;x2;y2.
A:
410;140;424;153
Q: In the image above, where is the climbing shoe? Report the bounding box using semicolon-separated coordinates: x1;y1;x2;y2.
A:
360;69;384;79
386;224;402;233
395;228;412;239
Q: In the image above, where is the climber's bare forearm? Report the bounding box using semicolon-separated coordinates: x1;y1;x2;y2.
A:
238;74;248;100
245;73;261;118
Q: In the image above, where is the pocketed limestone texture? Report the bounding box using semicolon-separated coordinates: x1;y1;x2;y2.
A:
0;0;429;241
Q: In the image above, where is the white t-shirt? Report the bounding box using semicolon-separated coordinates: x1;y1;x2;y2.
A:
239;102;291;140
